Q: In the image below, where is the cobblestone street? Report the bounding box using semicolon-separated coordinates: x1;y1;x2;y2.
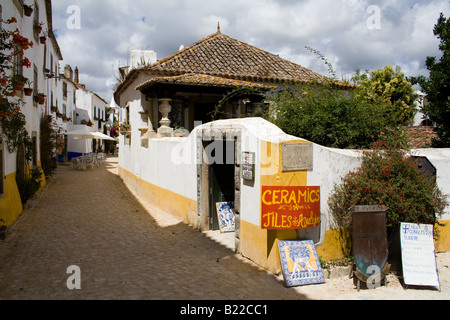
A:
0;157;306;300
0;157;449;301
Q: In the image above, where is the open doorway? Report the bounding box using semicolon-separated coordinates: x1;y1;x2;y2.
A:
209;140;235;230
198;132;241;253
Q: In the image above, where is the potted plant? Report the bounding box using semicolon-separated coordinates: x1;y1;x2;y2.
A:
51;106;57;113
13;75;27;91
24;80;33;96
34;22;44;34
39;30;48;45
119;121;131;134
174;126;187;137
23;4;33;17
34;92;45;104
87;120;94;127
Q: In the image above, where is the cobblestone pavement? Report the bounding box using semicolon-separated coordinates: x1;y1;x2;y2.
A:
0;157;305;300
0;157;449;301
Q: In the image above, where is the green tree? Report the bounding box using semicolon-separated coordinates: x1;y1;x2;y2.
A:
410;13;450;147
268;82;406;149
354;65;419;125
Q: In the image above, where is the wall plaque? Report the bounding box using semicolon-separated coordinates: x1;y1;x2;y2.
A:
242;152;255;181
282;143;313;171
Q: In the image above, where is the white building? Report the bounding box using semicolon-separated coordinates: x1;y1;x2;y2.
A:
114;30;450;274
0;0;109;227
1;0;63;223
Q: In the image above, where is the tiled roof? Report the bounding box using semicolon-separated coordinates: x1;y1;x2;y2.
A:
136;73;275;91
114;31;337;104
404;126;438;149
145;31;327;83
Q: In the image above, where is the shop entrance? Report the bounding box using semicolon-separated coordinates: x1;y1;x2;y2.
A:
198;128;242;253
209;140;235;230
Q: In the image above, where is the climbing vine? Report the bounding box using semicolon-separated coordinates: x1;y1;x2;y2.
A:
213;86;269;120
1;16;42;204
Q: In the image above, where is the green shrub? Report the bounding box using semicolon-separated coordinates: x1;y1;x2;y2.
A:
16;168;42;204
328;137;448;252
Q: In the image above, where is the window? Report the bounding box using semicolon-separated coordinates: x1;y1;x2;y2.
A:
33;1;40;42
63;82;67;99
126;104;130;123
33;65;38;107
50;54;53;75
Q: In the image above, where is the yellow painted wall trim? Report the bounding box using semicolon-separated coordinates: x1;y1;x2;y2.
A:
315;229;351;261
0;172;23;227
436;221;450;253
316;221;450;262
240;219;298;274
118;166;198;227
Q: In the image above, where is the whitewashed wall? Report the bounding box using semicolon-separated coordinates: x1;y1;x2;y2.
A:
412;149;450;220
119;118;450;236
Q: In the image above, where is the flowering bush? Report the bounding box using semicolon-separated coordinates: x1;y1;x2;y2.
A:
328;137;448;247
0;17;34;153
119;121;131;132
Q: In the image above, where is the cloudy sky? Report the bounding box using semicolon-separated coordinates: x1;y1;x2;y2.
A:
51;0;450;105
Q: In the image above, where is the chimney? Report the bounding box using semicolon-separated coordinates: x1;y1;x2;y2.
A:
74;67;79;83
64;65;73;81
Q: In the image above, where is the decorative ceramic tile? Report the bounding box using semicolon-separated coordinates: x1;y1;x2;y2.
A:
278;240;325;287
216;202;235;233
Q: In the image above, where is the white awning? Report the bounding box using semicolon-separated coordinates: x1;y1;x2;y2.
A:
66;130;117;141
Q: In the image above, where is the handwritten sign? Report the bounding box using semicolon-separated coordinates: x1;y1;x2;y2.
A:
261;186;320;230
278;240;325;287
400;222;440;290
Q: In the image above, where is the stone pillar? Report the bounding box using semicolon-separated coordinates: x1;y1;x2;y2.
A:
157;98;174;138
140;104;157;146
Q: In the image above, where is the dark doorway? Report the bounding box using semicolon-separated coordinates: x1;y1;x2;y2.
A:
195;102;215;126
207;140;235;230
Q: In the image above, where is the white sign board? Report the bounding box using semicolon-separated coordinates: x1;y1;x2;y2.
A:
400;223;440;290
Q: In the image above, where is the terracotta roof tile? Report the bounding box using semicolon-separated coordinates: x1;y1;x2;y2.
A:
404;126;438;149
136;73;275;91
145;32;327;83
